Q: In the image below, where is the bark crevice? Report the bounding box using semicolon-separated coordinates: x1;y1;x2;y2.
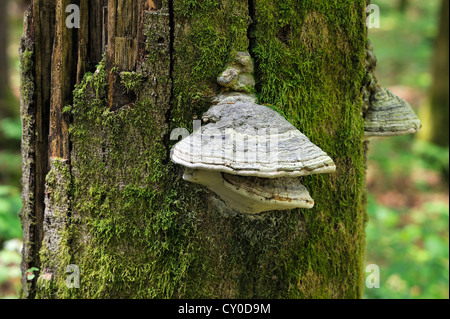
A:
165;0;175;163
247;0;256;63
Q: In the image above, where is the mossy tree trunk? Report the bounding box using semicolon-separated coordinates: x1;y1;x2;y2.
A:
20;0;368;299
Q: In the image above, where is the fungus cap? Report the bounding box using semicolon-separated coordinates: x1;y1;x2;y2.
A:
171;93;336;178
364;86;422;138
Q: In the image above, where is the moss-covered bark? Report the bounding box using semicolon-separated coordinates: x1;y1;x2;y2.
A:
21;0;368;299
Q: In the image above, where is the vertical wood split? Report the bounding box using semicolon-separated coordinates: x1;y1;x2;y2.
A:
106;0;140;110
21;0;107;297
49;0;77;161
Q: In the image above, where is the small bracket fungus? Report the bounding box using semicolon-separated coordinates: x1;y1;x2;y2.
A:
217;52;256;93
364;86;423;138
171;53;336;214
363;40;422;139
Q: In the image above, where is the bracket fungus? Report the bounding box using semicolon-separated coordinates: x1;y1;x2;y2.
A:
363;40;422;139
364;86;422;138
171;53;336;214
217;52;256;93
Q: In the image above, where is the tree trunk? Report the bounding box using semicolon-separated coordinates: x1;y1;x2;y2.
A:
0;0;8;90
20;0;368;299
398;0;409;13
0;0;14;119
425;0;449;147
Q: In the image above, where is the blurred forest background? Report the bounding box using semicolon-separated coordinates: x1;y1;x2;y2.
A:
0;0;448;299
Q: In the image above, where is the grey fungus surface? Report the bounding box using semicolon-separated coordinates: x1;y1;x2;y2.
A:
217;52;256;93
171;93;335;214
222;174;315;211
364;86;423;138
183;169;315;214
172;92;336;178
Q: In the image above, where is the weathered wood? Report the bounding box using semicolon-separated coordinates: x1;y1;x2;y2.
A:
19;5;37;298
114;37;138;71
89;0;107;65
32;0;54;273
106;0;140;110
77;0;89;84
49;0;76;160
20;0;56;298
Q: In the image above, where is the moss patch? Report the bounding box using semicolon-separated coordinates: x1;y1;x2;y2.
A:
249;0;368;298
119;71;145;94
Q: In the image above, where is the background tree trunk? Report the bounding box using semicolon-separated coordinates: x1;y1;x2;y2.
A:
0;0;16;120
424;0;449;147
20;0;368;299
398;0;409;13
0;0;8;91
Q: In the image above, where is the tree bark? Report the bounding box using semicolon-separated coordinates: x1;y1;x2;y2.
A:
427;0;449;147
20;0;368;299
0;0;8;91
398;0;409;13
0;0;14;119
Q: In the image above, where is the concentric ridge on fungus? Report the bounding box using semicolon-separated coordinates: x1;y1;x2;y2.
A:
171;52;336;214
171;93;336;178
364;86;422;138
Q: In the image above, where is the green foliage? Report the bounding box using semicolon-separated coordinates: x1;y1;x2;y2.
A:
26;267;40;281
369;135;449;186
370;0;441;89
0;186;22;243
0;8;24;299
365;136;449;299
366;1;448;298
0;151;21;188
0;117;21;141
120;71;145;94
365;197;449;299
412;140;449;181
0;240;22;298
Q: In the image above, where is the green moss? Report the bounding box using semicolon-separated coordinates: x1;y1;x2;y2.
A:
119;71;145;94
35;274;57;299
19;49;35;107
171;0;250;128
173;0;367;299
44;53;200;297
20;49;34;73
248;0;368;298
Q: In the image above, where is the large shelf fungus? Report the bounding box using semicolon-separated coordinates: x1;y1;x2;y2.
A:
171;53;336;214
